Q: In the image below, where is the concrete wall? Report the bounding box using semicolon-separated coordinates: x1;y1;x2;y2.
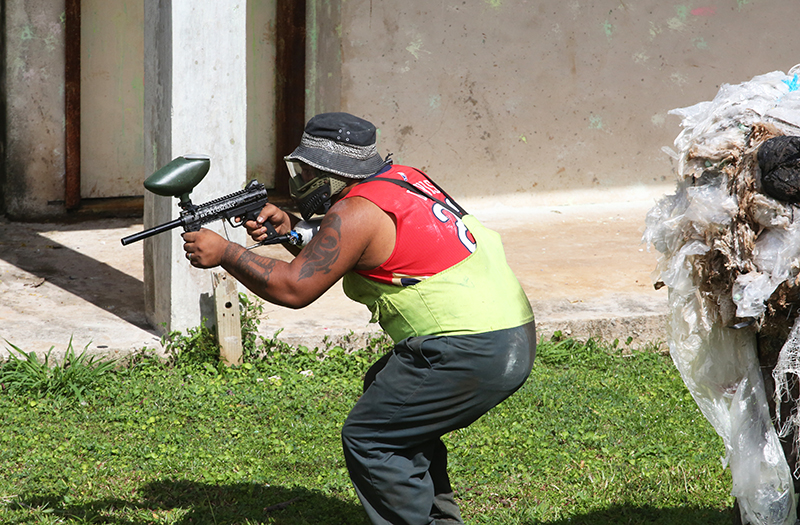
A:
246;0;277;186
81;0;144;199
2;0;276;219
4;0;799;215
323;0;800;209
4;0;66;219
305;0;341;118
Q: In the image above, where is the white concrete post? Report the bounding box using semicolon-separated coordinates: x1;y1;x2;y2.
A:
143;1;247;334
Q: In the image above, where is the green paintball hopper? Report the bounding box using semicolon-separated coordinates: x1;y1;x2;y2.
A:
144;154;211;206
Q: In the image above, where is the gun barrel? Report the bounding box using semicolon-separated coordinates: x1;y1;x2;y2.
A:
120;218;183;246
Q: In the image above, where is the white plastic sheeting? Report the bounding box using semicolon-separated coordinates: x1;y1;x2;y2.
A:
644;65;800;525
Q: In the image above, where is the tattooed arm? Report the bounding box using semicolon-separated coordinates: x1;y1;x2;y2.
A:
182;196;396;308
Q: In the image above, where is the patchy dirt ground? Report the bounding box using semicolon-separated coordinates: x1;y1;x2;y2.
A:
478;202;666;344
0;218;159;360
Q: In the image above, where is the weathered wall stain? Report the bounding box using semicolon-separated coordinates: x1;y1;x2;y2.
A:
691;6;717;16
406;34;429;60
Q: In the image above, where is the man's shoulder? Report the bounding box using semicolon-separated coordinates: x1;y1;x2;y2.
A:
329;192;387;221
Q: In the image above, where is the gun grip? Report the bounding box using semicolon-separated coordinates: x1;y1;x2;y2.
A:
263;221;278;238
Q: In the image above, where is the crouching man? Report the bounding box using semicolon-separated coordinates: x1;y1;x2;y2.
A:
182;112;536;525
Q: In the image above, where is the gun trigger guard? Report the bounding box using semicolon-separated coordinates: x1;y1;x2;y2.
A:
226;217;243;229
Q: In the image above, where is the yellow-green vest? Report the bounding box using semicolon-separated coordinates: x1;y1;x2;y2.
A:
342;215;534;342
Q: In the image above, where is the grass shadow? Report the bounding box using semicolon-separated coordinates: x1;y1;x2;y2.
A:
532;503;735;525
8;479;370;525
7;483;742;524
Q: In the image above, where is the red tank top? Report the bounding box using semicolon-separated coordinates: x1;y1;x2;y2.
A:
342;166;476;286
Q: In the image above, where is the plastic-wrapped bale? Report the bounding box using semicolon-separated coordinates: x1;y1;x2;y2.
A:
644;65;800;525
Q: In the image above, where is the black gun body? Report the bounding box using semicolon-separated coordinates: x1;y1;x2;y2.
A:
121;181;268;246
182;183;268;231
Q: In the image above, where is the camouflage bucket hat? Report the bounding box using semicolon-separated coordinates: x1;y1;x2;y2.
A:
285;112;387;179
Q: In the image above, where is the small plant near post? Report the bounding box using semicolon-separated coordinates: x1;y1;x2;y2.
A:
161;293;267;367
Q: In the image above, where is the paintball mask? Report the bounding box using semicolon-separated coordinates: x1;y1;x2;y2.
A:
284;113;390;219
286;159;348;220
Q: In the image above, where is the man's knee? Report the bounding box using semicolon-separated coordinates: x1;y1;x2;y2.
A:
341;417;369;460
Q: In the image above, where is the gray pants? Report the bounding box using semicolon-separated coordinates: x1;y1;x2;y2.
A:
342;321;536;525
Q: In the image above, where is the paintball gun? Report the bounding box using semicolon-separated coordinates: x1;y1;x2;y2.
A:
121;155;299;247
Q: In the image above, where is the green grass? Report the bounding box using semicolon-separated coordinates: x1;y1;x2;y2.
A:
0;330;736;524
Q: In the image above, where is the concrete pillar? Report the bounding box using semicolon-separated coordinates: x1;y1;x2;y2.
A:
143;1;247;334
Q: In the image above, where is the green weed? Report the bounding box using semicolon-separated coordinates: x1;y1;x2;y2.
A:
160;318;219;366
0;338;116;402
239;292;265;360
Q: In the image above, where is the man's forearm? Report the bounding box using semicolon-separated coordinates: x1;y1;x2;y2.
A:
221;242;305;309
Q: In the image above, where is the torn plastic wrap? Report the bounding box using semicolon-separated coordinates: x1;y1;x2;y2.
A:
732;359;796;525
774;316;800;479
645;65;800;525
